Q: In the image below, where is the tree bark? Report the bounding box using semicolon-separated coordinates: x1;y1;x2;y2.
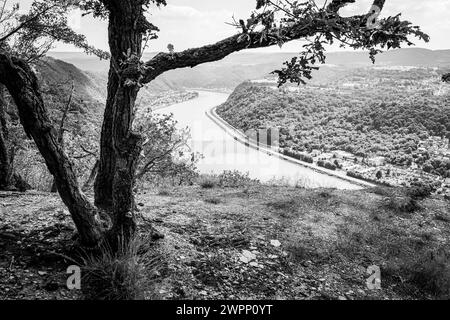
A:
94;64;117;209
0;85;11;189
51;80;74;193
82;159;99;192
97;1;145;243
0;52;103;246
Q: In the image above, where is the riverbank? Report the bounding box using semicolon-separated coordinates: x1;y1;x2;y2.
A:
207;106;374;189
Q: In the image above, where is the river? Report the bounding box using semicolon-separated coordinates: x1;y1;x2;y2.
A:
155;90;362;190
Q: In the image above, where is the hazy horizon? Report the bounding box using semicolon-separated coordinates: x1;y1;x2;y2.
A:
47;47;450;55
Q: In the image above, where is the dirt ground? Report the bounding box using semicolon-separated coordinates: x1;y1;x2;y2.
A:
1;185;449;300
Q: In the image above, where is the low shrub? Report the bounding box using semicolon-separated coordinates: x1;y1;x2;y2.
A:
280;148;314;163
217;170;259;188
385;247;450;299
317;160;337;171
406;185;433;200
385;195;420;214
198;175;218;189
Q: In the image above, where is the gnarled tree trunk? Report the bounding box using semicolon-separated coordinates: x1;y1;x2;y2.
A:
0;85;10;189
94;65;117;210
0;53;103;246
97;2;145;243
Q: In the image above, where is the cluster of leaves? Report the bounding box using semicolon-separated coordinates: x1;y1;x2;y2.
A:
237;0;429;86
0;0;109;61
133;111;199;185
443;74;450;83
217;170;259;188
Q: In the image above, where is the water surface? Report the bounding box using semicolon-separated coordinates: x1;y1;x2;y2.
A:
156;91;361;190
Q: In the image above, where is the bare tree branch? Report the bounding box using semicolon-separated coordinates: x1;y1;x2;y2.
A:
142;22;316;84
0;4;57;42
57;79;74;140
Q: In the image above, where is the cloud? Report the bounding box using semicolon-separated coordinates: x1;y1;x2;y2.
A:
147;5;238;51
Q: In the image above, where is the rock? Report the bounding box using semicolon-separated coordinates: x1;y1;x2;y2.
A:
338;296;347;300
249;262;259;268
302;260;312;267
38;271;47;276
270;240;281;247
240;250;257;264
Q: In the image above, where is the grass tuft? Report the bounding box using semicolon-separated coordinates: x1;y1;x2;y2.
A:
79;235;162;300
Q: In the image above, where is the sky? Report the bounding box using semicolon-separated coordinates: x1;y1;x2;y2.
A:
16;0;450;53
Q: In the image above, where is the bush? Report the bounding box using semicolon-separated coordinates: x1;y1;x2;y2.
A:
388;247;450;299
217;170;259;188
198;175;218;189
317;160;337;171
280;148;314;163
406;184;433;200
385;195;420;214
384;185;434;214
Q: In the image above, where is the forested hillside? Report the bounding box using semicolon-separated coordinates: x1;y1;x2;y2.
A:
217;67;450;190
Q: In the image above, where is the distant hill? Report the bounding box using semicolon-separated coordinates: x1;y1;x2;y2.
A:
38;57;106;100
36;57;105;126
48;48;450;90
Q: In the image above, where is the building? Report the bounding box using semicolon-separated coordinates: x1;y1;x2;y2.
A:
444;178;450;187
333;150;354;160
367;156;386;167
318;153;334;161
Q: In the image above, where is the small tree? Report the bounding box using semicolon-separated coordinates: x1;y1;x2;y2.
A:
134;111;197;183
376;170;383;180
443;73;450;83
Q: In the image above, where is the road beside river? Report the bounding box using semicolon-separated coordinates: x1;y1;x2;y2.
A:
155;90;363;190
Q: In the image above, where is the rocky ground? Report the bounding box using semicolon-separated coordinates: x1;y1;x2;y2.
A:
1;185;449;300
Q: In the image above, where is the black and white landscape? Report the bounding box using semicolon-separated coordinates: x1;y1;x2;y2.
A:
0;0;449;302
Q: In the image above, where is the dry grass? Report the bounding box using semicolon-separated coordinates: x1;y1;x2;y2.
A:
79;236;162;300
